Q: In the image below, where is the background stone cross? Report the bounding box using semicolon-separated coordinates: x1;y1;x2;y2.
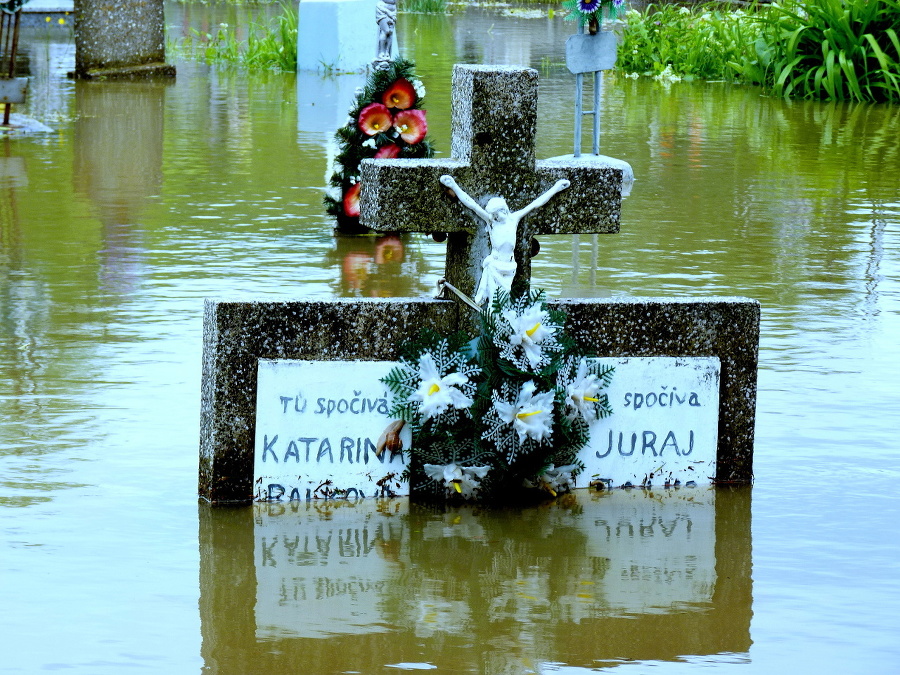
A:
359;64;627;299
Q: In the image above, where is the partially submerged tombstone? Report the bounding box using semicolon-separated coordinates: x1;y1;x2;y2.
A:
199;65;759;505
321;0;433;233
71;0;175;79
297;0;399;73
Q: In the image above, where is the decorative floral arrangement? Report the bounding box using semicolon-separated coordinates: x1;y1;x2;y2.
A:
381;290;614;503
562;0;626;33
324;58;435;233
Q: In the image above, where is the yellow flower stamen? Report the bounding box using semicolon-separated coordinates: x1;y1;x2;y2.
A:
525;322;541;337
451;480;462;493
516;410;542;420
583;396;599;402
428;383;441;396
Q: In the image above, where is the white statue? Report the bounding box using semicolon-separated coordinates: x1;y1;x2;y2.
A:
374;0;397;70
439;175;570;305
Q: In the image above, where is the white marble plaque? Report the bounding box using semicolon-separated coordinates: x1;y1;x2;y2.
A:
579;357;720;488
254;356;720;499
253;360;409;501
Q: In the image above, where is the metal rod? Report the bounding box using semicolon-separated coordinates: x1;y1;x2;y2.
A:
592;71;601;155
9;11;21;79
2;10;21;126
574;72;583;158
1;14;8;75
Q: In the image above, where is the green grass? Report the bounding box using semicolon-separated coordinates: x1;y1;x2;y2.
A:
177;1;298;71
618;0;900;103
399;0;447;13
732;0;900;102
616;3;766;81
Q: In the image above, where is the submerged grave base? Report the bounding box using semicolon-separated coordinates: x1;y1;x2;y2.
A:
198;487;753;667
199;296;758;504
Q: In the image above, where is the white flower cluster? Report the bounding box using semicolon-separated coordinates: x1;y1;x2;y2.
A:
410;353;474;421
525;464;579;496
424;463;489;499
493;298;563;373
387;292;613;502
560;357;608;421
412;79;426;98
492;380;554;445
654;64;682;84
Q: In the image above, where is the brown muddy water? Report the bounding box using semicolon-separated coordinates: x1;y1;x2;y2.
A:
1;4;899;673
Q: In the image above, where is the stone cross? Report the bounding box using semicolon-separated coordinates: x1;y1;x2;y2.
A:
359;64;626;301
199;65;759;505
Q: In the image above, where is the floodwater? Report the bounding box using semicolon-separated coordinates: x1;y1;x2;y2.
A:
2;4;899;673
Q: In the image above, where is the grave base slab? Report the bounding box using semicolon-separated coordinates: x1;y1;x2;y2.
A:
200;296;758;503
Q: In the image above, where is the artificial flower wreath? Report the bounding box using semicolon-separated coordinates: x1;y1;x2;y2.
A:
382;290;614;503
324;58;435;233
562;0;626;33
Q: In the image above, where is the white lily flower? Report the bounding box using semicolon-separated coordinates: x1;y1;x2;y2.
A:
563;359;603;419
424;463;490;499
538;464;578;495
501;303;556;370
411;353;473;420
493;380;554;443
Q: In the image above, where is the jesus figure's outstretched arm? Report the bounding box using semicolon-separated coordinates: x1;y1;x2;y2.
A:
440;175;490;223
513;179;570;220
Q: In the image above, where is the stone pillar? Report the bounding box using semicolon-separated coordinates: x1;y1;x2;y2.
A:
72;0;175;79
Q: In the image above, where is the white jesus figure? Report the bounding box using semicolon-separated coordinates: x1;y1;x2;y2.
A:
439;175;571;305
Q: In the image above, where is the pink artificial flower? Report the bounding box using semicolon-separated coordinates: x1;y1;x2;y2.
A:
382;78;417;110
394;109;427;144
374;143;401;159
343;182;361;217
358;103;393;136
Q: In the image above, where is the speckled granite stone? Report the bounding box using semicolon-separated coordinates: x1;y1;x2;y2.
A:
554;297;760;484
73;0;175;79
199;298;460;503
200;296;758;503
359;65;627;300
199;65;757;503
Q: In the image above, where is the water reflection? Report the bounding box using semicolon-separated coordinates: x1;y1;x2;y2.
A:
73;80;169;295
199;487;751;672
325;232;433;297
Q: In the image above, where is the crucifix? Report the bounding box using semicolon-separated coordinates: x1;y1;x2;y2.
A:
200;65;758;505
359;64;627;304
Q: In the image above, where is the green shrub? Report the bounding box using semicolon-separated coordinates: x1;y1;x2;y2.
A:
733;0;900;102
616;3;763;81
618;0;900;102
